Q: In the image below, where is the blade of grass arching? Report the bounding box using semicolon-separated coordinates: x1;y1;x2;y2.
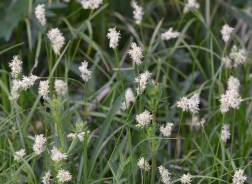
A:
108;161;120;183
181;40;207;80
88;92;125;180
24;18;32;52
0;42;24;55
62;18;77;38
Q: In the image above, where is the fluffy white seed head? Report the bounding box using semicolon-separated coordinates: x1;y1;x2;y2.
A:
183;0;200;13
120;88;135;111
35;4;46;26
14;148;26;161
221;124;230;142
135;70;151;94
160;122;173;137
137;157;151;171
47;28;65;55
42;171;51;184
177;97;188;111
229;45;246;67
107;27;121;49
39;80;50;99
222;57;232;69
128;42;144;65
54;79;67;96
187;93;200;114
161;28;180;41
67;131;90;142
9;55;22;79
20;74;38;91
220;89;242;114
227;76;240;91
81;0;103;9
56;169;72;183
9;80;22;100
158;165;171;184
220;24;233;42
33;134;46;155
131;1;144;25
135;109;153;128
181;173;192;184
51;147;67;162
232;169;247;184
79;61;92;82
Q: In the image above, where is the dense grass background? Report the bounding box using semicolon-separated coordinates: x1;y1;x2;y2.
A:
0;0;252;183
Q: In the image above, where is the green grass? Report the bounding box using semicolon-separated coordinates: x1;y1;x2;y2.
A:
0;0;252;183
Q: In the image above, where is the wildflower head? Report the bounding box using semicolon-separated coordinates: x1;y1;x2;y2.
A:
181;173;192;184
54;79;67;96
135;109;153;128
35;4;46;26
106;27;121;49
128;42;144;65
120;88;135;111
220;24;233;42
229;45;246;67
79;61;92;82
221;124;230;142
14;148;26;161
33;134;46;155
177;97;188;112
47;28;65;55
161;28;180;41
56;169;72;183
158;165;171;184
39;80;50;99
227;76;240;91
137;157;151;171
160;122;173;137
131;1;144;25
51;147;67;162
135;70;151;94
41;171;51;184
177;93;200;114
20;74;38;90
9;55;22;79
81;0;103;9
183;0;200;13
222;57;232;69
232;169;247;184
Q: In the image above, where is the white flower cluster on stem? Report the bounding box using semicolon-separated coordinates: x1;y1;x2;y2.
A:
158;165;171;184
183;0;200;13
120;88;135;111
107;27;121;49
161;28;180;41
220;24;233;42
81;0;103;9
47;28;65;55
41;171;51;184
39;80;50;99
180;173;192;184
219;89;242;114
54;79;67;96
135;109;153;128
232;169;247;184
33;134;46;155
135;70;151;94
51;147;67;162
137;157;151;171
35;4;46;26
79;61;92;82
177;93;200;114
221;124;230;142
56;169;72;183
14;148;26;161
131;1;144;25
160;122;173;137
128;42;143;65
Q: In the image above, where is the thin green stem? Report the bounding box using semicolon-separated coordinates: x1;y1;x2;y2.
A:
151;110;156;184
227;109;235;182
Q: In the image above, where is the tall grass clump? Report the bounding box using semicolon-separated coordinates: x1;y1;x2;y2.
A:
0;0;252;183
